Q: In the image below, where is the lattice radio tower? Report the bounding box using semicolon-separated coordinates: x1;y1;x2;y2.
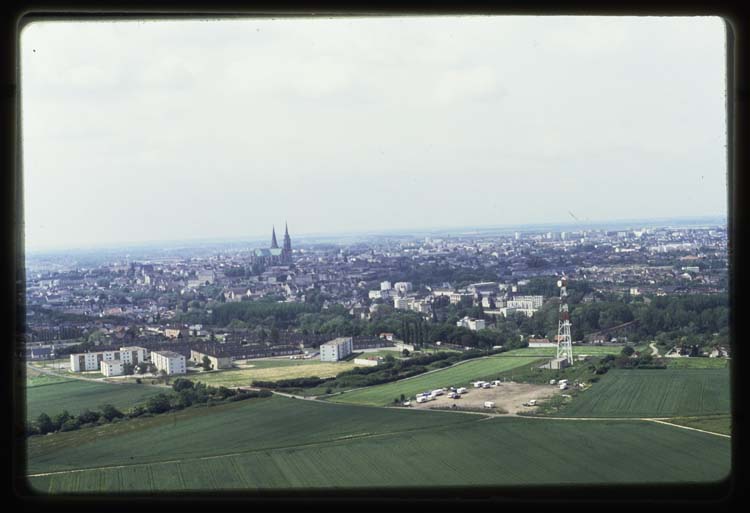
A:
556;275;574;365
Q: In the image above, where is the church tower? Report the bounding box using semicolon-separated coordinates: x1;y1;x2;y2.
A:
282;222;292;264
271;226;279;249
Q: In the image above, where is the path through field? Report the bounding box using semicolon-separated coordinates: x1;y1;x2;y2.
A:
650;342;660;357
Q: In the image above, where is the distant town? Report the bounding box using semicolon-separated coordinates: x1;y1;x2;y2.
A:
23;218;728;373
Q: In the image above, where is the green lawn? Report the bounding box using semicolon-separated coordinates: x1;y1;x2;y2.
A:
553;369;730;418
25;375;166;422
327;356;543;406
26;395;731;492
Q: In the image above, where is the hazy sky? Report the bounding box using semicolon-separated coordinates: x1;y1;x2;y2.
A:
20;16;727;251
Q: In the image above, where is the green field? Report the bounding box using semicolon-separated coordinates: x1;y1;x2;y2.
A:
327;356;543;406
25;372;166;422
26;395;730;492
664;415;732;436
499;346;626;357
554;369;730;418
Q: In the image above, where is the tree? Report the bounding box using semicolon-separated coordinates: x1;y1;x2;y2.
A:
100;404;124;421
201;356;213;371
122;362;135;375
402;349;410;357
145;394;172;414
77;409;101;425
621;346;635;357
172;378;195;392
36;413;55;435
52;410;72;431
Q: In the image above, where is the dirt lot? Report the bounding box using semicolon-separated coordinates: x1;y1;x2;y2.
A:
408;381;562;415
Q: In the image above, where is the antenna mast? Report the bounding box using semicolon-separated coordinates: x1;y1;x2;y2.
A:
556;275;574;365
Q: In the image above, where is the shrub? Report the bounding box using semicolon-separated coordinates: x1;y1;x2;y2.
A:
77;409;101;425
60;417;81;431
100;404;124;421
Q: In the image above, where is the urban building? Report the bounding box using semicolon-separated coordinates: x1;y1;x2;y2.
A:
69;346;147;372
320;337;354;362
100;360;124;377
190;349;232;370
456;317;486;331
151;350;187;375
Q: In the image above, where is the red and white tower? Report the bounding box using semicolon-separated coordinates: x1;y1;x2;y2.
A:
556;275;574;365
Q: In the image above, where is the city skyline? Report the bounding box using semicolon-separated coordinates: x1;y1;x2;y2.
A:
20;16;727;251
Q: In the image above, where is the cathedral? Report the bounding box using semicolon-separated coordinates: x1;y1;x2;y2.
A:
254;223;292;265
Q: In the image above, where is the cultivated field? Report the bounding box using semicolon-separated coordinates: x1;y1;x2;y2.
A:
26;395;731;492
192;360;360;387
553;369;730;418
25;371;166;422
327;356;543;406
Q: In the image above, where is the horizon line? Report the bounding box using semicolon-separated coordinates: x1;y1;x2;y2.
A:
24;214;727;256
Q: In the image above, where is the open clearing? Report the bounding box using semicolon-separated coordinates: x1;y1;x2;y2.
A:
408;381;561;415
553;369;730;418
192;360;360;387
327;356;544;406
26;395;730;492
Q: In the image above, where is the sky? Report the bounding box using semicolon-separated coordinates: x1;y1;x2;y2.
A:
20;16;727;251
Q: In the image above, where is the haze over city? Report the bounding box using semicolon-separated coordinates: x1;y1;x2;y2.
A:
21;16;726;251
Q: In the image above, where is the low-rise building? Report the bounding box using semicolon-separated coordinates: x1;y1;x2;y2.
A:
190;349;232;370
151;350;187;375
320;337;354;362
70;346;147;372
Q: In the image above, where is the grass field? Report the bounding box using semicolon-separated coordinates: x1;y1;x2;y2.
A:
193;360;359;387
663;415;732;436
498;346;626;357
26;395;731;492
327;356;543;406
553;369;730;418
25;372;166;422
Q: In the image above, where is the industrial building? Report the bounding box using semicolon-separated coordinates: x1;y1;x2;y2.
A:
320;337;353;362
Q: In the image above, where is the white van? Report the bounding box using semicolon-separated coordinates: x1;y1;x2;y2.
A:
483;401;495;408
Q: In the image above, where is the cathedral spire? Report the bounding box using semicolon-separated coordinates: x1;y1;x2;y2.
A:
271;226;279;249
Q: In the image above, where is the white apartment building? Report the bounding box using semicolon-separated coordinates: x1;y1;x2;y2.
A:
500;307;535;318
69;346;148;372
380;281;392;291
100;360;124;377
320;337;353;362
456;317;486;331
393;282;413;294
151;350;187;375
394;296;410;310
511;295;544;309
507;299;536;310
